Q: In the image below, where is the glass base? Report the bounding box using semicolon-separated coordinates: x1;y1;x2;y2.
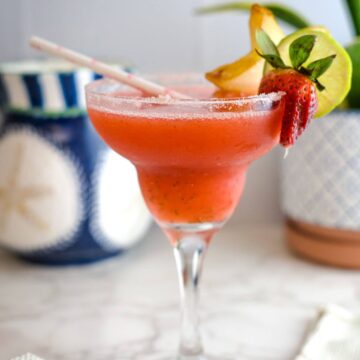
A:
177;355;207;360
176;355;234;360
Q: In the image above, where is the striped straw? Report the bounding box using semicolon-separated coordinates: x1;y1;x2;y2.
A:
30;36;191;100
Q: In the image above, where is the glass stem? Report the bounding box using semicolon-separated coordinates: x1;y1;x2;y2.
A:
173;234;207;359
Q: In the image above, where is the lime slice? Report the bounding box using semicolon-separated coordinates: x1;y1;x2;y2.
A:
264;28;352;118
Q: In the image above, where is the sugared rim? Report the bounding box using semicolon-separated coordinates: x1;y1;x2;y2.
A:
85;74;285;106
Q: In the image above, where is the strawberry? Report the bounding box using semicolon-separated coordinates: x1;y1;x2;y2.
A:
259;69;317;147
256;29;336;147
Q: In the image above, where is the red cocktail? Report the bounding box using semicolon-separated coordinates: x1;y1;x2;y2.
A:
86;74;284;359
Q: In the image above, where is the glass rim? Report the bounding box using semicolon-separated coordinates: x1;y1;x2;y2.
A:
85;73;286;106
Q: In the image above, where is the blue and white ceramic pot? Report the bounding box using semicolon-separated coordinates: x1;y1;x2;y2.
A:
282;110;360;267
0;61;151;265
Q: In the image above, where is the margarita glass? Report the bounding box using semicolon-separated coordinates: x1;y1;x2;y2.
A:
86;74;285;359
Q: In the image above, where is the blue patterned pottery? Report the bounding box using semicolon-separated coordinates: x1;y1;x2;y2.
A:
0;60;151;265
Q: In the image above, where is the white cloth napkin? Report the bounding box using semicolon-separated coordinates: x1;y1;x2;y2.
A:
10;354;43;360
296;305;360;360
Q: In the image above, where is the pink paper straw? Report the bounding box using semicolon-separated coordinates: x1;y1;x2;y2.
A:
30;36;191;99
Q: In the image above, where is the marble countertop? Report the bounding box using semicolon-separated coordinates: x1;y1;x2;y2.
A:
1;223;360;360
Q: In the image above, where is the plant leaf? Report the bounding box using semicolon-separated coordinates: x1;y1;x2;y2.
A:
265;3;310;29
256;29;279;56
289;35;316;69
256;51;288;69
345;37;360;108
344;0;360;36
196;2;252;14
307;54;336;79
195;2;310;29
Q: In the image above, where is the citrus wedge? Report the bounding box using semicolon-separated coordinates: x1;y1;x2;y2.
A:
206;4;284;95
264;28;352;118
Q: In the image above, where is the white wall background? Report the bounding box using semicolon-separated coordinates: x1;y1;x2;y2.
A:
0;0;353;223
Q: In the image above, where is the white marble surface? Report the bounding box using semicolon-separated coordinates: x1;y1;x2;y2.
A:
1;223;360;360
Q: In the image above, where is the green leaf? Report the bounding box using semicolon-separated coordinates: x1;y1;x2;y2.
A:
256;52;288;69
256;29;289;69
196;2;252;14
266;3;310;29
289;35;316;69
346;37;360;108
344;0;360;36
256;29;279;56
306;54;336;79
195;2;310;29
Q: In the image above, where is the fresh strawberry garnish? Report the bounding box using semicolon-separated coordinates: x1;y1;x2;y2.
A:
259;69;317;147
256;29;336;147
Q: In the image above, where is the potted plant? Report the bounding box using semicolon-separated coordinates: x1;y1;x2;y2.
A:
198;1;360;268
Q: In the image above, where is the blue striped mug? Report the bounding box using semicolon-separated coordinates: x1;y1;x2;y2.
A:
0;60;151;265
